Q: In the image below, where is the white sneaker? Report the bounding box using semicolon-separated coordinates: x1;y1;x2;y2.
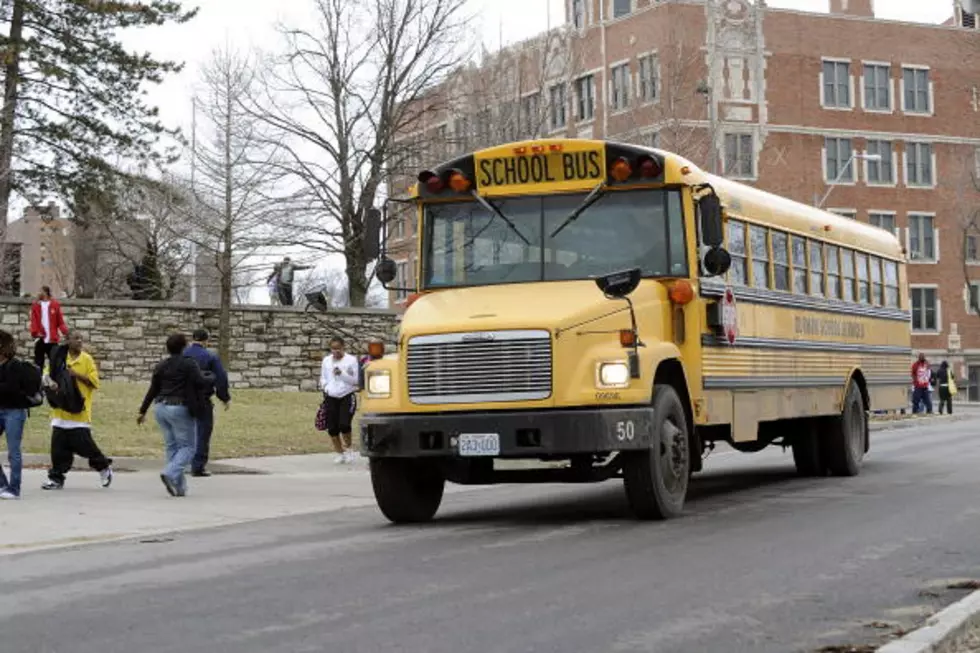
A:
0;489;19;500
333;454;347;465
100;467;113;488
345;450;360;464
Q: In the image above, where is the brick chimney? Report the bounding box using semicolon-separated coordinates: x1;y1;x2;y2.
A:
829;0;874;17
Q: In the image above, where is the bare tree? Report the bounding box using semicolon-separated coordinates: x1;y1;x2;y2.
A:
186;46;286;361
245;0;471;307
956;149;980;319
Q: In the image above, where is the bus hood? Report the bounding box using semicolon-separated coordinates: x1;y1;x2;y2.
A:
399;281;666;339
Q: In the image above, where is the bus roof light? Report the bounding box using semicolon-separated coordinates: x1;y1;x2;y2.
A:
549;143;563;152
639;157;662;179
448;170;471;193
531;144;546;154
514;146;527;155
424;175;444;193
610;157;633;182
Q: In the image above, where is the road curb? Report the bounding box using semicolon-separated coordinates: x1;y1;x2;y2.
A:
870;413;977;433
20;454;262;475
877;589;980;652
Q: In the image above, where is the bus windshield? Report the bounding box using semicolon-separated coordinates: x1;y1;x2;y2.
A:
422;189;687;289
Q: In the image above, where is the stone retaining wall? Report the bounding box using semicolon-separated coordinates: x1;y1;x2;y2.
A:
0;298;400;391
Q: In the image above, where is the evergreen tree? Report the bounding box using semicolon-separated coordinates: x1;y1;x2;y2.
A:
0;0;197;232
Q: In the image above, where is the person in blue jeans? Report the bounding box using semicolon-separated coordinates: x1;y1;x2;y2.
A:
0;329;42;500
137;333;210;497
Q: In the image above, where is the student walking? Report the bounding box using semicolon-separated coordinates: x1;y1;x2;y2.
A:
41;331;114;490
319;337;359;464
911;352;935;414
183;329;231;477
138;333;210;497
29;286;68;369
0;329;42;499
937;360;957;415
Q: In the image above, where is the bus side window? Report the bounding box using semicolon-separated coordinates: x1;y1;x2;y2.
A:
856;252;870;304
884;260;900;307
809;240;825;297
870;256;883;305
827;245;841;300
772;231;790;291
791;235;807;294
841;249;856;302
749;224;769;289
727;219;747;286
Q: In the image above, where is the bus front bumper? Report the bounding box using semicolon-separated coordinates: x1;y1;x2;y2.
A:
360;406;657;458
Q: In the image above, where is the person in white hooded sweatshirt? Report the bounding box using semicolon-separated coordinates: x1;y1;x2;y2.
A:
319;337;360;463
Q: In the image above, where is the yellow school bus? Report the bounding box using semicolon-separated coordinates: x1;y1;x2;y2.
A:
361;138;910;523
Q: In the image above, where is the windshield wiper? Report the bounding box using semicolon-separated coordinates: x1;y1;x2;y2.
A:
470;190;530;245
549;182;606;238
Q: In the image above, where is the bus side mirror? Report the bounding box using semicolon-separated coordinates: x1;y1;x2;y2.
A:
362;208;382;261
375;257;397;284
595;267;642;298
702;247;732;277
698;194;724;248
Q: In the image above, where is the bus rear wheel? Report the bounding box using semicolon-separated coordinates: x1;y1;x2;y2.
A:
622;385;690;520
822;381;866;477
370;458;445;524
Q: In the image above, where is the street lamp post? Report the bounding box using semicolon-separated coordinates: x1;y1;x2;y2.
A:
816;152;882;210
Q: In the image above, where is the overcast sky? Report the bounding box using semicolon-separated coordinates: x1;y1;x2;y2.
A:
132;0;954;139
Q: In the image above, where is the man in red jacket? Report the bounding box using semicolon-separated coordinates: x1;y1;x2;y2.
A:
29;286;68;369
911;352;935;414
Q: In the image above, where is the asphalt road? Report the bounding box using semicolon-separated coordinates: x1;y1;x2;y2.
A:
5;416;980;653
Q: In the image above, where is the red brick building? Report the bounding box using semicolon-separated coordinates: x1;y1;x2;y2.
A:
388;0;980;398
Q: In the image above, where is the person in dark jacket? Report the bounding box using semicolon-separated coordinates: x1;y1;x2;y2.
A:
0;329;41;499
183;329;231;477
937;360;955;415
137;333;210;497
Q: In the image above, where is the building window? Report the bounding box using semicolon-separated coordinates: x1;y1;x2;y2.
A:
521;93;540;137
910;286;938;332
727;219;747;286
967;234;979;263
961;7;978;28
610;63;631;111
842;249;856;302
908;214;937;261
792;235;807;294
969;282;980;315
884;260;899;307
474;109;491;145
549;83;567;130
869;212;897;235
749;225;769;289
905;142;934;187
822;60;850;108
452;116;469;152
865;140;894;184
724;133;754;178
391;213;405;240
575;75;595;122
863;63;891;111
433;124;448;161
395;260;410;300
825;137;854;183
612;0;631;19
902;67;931;113
772;231;790;291
638;54;659;102
572;0;586;28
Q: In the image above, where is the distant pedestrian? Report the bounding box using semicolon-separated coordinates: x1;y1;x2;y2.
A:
911;352;934;414
41;331;114;490
29;286;68;369
319;337;359;464
138;333;211;497
183;329;231;477
0;329;42;500
937;360;957;415
267;264;281;306
277;256;311;306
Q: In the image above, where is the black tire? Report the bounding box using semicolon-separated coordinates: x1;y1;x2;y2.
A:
791;419;825;477
622;384;691;520
823;381;866;477
369;458;445;524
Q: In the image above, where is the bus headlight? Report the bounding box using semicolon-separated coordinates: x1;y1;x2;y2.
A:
596;361;630;388
366;371;392;398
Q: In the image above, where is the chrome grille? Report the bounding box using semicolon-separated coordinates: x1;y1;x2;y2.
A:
407;330;552;404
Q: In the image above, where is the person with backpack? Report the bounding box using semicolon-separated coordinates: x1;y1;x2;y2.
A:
40;331;114;490
183;329;231;477
0;329;43;500
937;360;957;415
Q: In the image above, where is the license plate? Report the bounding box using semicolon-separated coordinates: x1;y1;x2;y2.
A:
458;433;500;457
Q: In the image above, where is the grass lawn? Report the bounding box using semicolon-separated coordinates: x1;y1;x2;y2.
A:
20;381;349;459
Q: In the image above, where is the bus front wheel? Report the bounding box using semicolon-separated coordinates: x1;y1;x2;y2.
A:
622;384;690;520
370;458;445;524
822;381;866;477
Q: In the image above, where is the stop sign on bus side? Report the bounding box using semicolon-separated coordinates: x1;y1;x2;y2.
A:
721;287;738;345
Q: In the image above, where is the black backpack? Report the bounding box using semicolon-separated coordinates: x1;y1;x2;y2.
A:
0;358;42;408
44;345;85;414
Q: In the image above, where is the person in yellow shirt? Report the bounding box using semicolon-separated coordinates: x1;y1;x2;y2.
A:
41;331;113;490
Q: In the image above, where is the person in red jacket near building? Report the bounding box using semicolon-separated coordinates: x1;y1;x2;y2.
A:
29;286;68;369
911;352;935;415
